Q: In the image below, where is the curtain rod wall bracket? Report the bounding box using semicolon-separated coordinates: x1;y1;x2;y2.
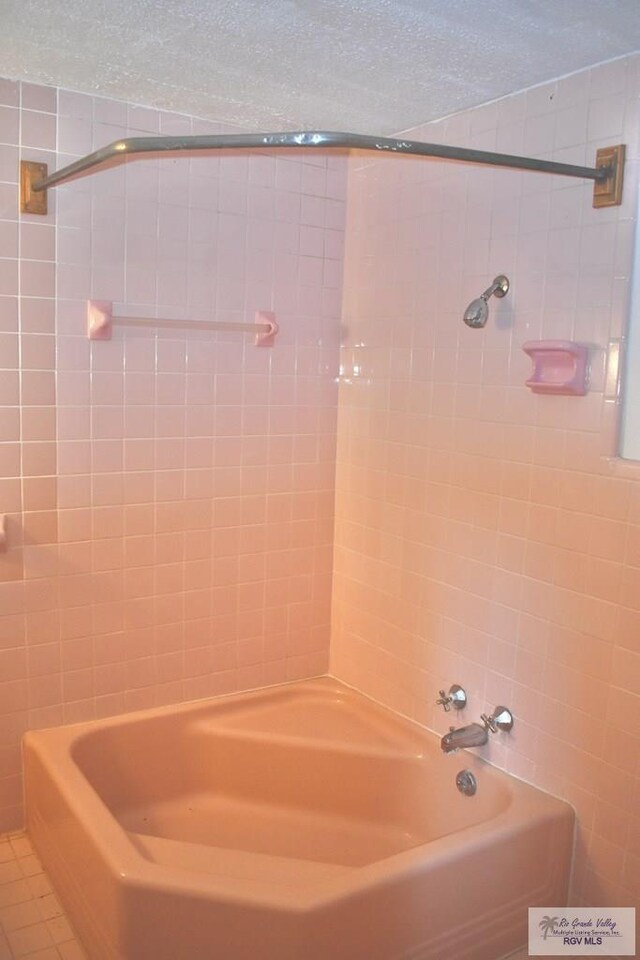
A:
593;144;625;208
20;133;626;215
20;161;48;215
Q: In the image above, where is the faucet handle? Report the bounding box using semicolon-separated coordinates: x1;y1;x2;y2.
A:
436;691;451;711
481;706;514;733
435;684;467;712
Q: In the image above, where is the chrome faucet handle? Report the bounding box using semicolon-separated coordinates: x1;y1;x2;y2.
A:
481;706;514;734
435;684;467;712
436;691;451;711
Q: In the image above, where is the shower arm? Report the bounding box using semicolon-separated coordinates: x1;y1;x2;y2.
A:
19;130;625;214
480;275;510;302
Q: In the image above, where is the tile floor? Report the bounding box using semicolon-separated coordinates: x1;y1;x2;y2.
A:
0;833;86;960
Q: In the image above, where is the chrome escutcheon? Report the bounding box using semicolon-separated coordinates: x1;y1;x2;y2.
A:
456;769;477;796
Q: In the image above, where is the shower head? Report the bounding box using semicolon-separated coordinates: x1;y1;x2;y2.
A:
463;274;510;328
463;296;489;328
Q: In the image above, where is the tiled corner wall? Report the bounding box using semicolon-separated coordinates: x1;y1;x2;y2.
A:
0;78;346;830
332;54;640;907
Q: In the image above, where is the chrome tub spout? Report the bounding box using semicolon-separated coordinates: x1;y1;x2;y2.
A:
440;706;514;754
440;722;489;754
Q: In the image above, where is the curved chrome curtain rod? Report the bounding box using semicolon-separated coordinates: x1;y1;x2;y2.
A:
32;130;614;192
19;131;624;215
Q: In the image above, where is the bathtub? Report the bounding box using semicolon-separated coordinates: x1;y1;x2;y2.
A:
23;677;573;960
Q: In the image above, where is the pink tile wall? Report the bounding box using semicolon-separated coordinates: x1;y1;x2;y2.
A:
0;78;59;833
0;80;346;829
332;55;640;908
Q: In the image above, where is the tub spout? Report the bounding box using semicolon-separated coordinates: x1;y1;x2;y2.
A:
440;722;488;754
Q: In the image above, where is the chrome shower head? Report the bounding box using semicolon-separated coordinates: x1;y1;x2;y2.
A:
463;297;489;328
463;274;510;328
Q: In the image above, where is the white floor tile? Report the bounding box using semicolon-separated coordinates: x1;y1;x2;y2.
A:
0;833;87;960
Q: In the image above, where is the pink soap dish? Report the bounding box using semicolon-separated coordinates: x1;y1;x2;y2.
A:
522;340;589;396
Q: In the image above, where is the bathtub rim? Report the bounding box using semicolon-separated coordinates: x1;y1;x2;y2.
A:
23;675;575;913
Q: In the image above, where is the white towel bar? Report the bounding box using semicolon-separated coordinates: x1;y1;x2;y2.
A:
87;301;278;346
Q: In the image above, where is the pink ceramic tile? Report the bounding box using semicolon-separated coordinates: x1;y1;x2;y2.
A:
0;105;19;145
57;90;93;122
19;111;56;151
0;260;18;297
19;261;54;298
58;116;93;155
20;83;56;114
0;221;17;260
0;143;18;184
20;371;55;406
0;78;19;108
19;224;55;262
20;335;55;371
19;298;53;335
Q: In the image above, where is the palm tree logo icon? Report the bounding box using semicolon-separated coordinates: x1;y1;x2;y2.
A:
539;916;560;940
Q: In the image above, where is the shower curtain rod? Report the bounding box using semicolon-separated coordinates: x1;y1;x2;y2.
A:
19;131;625;215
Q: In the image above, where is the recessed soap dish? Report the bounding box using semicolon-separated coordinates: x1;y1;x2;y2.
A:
522;340;589;396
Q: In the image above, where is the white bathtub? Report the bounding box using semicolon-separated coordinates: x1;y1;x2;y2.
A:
23;677;574;959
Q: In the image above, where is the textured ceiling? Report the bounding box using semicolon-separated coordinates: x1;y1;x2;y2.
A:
1;0;640;133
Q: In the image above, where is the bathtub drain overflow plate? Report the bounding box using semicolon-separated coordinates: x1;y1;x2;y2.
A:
456;769;477;796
